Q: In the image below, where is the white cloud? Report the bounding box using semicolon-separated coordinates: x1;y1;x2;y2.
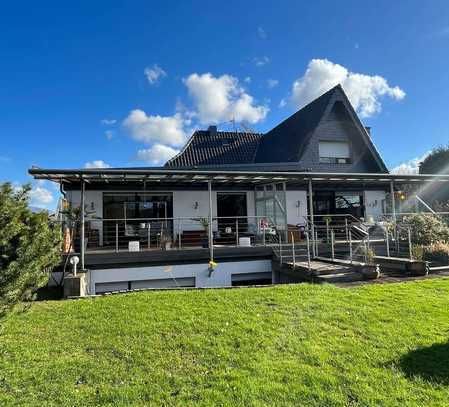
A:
84;160;111;169
254;56;270;67
123;110;187;146
136;144;179;165
29;185;54;207
390;152;430;175
101;118;117;125
144;64;167;85
257;27;267;39
244;76;251;84
184;73;269;124
267;79;279;89
289;59;406;117
105;130;113;140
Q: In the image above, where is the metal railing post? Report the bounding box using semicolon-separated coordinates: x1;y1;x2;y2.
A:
160;222;164;249
331;229;335;260
345;218;349;242
326;218;330;243
235;219;239;246
178;219;181;249
396;225;400;255
278;233;282;265
115;222;119;253
291;232;296;266
408;227;412;260
315;228;319;257
306;229;311;270
349;230;353;264
385;228;390;257
263;223;266;246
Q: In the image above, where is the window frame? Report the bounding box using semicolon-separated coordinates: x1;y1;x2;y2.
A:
318;139;352;164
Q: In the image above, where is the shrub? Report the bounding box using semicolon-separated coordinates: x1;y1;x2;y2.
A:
403;213;449;246
360;246;376;264
411;244;424;261
423;242;449;264
0;183;61;318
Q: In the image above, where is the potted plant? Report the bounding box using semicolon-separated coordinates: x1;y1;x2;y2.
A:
359;246;380;279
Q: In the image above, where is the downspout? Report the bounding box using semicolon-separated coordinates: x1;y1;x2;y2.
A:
80;177;85;271
59;182;66;199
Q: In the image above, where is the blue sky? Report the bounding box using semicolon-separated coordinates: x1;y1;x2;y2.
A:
1;0;449;207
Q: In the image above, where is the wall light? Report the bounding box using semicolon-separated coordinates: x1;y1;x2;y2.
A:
193;202;199;210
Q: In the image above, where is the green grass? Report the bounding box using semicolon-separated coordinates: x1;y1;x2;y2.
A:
2;280;449;406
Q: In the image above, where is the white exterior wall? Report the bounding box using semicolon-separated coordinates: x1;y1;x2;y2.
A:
89;259;272;293
285;190;308;226
364;190;386;221
172;190;217;231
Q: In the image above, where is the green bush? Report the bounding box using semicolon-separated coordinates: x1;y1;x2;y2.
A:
403;213;449;246
0;183;61;318
360;246;376;264
423;242;449;264
411;244;424;261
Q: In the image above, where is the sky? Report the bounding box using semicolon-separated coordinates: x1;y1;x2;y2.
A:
1;0;449;208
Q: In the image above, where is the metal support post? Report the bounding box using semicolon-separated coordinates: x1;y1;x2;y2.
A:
306;229;311;270
207;180;214;261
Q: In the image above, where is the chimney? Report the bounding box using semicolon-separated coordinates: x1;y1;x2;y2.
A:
365;126;371;136
208;125;217;137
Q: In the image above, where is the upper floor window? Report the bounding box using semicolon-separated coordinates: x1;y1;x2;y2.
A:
318;140;351;164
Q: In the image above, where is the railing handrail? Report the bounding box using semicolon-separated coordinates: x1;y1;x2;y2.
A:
54;215;273;223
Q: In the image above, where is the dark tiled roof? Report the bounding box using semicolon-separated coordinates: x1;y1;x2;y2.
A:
254;86;335;163
165;129;263;167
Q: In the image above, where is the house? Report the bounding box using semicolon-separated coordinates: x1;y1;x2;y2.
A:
29;85;449;295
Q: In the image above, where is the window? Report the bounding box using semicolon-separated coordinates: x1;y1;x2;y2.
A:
319;140;351;164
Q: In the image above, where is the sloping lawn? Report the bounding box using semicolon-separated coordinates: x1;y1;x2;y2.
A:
1;280;449;406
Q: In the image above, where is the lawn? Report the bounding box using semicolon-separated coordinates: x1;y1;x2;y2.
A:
1;280;449;406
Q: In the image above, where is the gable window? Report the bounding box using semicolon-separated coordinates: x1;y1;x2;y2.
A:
318;140;351;164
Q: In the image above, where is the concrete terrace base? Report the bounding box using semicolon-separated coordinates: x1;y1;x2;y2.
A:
64;272;89;298
374;256;429;276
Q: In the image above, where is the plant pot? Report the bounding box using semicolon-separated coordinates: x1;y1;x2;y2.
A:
359;263;380;280
407;261;429;276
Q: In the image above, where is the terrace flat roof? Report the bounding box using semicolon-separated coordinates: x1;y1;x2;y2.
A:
28;167;449;185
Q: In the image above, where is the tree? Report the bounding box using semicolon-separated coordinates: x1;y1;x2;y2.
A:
420;146;449;174
418;146;449;205
0;183;61;318
404;213;449;246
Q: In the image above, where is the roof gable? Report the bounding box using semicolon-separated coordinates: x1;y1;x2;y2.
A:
255;85;388;173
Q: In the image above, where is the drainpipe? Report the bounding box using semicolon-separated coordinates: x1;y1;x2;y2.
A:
207;180;214;262
59;182;66;200
80;177;85;271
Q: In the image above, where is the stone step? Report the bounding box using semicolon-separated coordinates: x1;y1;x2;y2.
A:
315;271;364;283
